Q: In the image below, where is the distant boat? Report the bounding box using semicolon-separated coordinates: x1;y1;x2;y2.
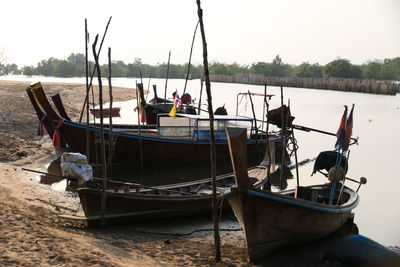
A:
224;128;361;262
89;107;121;118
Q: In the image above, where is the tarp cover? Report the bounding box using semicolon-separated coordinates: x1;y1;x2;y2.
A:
60;152;92;184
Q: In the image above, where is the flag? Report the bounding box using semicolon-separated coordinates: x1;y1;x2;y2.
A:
334;106;347;150
343;104;354;151
169;105;177;117
168;92;181;118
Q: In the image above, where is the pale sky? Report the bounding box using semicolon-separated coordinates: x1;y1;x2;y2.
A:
1;0;399;67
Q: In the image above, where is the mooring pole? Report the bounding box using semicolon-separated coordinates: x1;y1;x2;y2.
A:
196;0;221;262
279;86;286;190
84;19;90;162
92;35;107;228
198;77;204;115
164;51;171;105
107;47;114;169
79;16;112;123
183;21;200;95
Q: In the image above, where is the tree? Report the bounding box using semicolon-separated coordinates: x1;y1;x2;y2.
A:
22;66;35;76
294;63;323;78
324;59;362;79
362;61;382;79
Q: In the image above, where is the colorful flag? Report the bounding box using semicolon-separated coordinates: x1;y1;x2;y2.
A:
334;106;347;150
343;104;354;151
169;93;181;118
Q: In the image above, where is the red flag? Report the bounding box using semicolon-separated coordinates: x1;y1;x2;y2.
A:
334;106;347;150
343;104;354;151
52;119;64;148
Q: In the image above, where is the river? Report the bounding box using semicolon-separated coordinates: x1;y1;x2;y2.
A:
3;74;399;246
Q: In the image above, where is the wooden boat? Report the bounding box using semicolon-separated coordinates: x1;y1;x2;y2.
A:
137;83;197;124
28;82;286;168
90;107;121;118
224;128;360;262
76;167;266;225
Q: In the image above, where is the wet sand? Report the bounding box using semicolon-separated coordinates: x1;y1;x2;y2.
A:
0;80;398;266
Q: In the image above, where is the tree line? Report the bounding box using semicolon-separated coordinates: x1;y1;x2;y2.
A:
1;53;400;81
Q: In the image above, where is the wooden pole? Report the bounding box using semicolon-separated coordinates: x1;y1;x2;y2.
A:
279;86;287;190
85;19;90;162
247;90;258;144
288;99;300;190
164;51;171;105
79;16;112;122
198;77;204;115
196;0;221;262
92;35;107;228
262;85;272;190
145;76;152;102
261;84;266;137
136;82;145;184
107;47;114;168
183;21;200;95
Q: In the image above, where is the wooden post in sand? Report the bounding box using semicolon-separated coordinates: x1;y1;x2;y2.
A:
84;19;90;162
79;16;112;123
92;35;107;228
196;0;221;261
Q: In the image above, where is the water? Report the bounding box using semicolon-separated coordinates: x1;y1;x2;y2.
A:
5;75;399;246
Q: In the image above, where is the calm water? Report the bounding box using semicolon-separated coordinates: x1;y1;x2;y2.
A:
5;75;399;246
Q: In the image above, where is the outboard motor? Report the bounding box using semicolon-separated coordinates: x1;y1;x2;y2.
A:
214;104;228;115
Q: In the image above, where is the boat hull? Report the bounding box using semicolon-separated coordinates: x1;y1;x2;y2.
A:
226;187;357;262
78;188;223;225
59;121;269;166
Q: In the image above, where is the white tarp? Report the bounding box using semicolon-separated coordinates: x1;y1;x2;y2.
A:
60;152;93;185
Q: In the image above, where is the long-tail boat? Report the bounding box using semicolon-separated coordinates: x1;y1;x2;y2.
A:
72;167;267;225
28;82;286;168
225;128;363;262
89;107;121;118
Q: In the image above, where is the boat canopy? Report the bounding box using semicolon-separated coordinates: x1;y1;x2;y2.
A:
157;114;253;141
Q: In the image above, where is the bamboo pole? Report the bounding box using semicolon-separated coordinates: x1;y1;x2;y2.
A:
79;16;112;122
288;99;300;190
262;84;272;190
196;0;220;261
92;35;107;228
164;51;171;105
85;19;90;162
183;21;200;95
279;86;285;189
247;90;259;147
198;78;204;115
107;47;114;169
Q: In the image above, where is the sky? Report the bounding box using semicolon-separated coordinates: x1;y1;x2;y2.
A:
1;0;399;67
